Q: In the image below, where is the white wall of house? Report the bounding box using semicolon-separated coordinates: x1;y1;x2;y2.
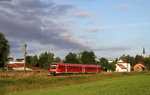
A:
13;67;32;71
115;65;127;72
115;63;131;72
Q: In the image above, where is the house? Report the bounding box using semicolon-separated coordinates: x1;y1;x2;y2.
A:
4;63;44;71
4;63;25;70
7;58;25;64
5;57;44;71
134;62;146;72
16;58;25;62
115;59;131;72
8;57;14;61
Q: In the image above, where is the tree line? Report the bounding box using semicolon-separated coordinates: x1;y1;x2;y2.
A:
0;32;150;71
25;52;150;71
25;51;117;71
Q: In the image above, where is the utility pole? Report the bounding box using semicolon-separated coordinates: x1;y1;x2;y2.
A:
24;43;27;74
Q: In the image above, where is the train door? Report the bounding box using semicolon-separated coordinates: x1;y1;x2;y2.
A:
82;66;85;73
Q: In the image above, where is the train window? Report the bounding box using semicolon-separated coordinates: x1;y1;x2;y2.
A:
87;67;96;69
59;66;65;69
63;66;66;69
51;65;57;69
68;66;80;69
72;67;79;69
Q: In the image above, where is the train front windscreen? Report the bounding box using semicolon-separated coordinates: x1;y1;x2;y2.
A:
51;64;57;70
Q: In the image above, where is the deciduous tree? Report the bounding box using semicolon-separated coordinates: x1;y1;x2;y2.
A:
108;61;117;71
98;58;109;71
0;32;10;67
54;57;61;62
65;52;78;63
142;58;150;70
119;54;135;66
38;52;54;70
81;51;96;64
26;55;39;67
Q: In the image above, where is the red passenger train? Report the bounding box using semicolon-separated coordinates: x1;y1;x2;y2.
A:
50;62;102;75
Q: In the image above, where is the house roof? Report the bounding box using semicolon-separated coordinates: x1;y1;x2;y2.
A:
4;64;44;70
143;48;146;54
4;63;24;68
116;64;127;69
117;59;125;63
136;62;145;67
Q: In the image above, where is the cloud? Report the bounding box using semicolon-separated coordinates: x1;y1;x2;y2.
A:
86;19;96;24
101;22;150;29
70;8;96;18
71;11;91;18
86;28;105;32
94;46;130;52
61;19;77;23
78;35;90;39
115;4;130;11
0;0;91;57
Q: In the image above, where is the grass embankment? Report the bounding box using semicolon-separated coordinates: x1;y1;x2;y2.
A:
1;72;150;95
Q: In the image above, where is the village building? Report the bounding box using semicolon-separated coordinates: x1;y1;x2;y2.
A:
115;59;131;72
5;63;26;70
141;48;148;58
5;57;44;71
7;57;25;64
4;63;44;71
133;48;149;72
134;62;146;72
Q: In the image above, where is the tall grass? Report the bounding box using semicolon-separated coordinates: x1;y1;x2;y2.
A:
0;71;149;95
7;72;150;95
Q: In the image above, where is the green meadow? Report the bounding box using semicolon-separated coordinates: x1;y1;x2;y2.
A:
1;72;150;95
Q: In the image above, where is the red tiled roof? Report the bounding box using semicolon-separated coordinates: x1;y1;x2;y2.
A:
4;63;24;68
5;64;44;70
117;64;127;69
27;67;44;70
137;62;145;66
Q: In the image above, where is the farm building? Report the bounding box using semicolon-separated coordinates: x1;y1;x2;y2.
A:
5;57;44;71
4;63;44;71
134;62;146;72
115;59;131;72
4;63;24;70
7;58;25;64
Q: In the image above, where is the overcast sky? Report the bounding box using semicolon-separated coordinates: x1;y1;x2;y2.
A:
0;0;150;60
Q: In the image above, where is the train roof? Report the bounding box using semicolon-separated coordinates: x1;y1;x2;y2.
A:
51;62;101;67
